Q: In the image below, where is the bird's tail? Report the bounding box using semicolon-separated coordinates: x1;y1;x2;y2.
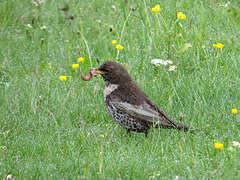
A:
168;120;203;134
173;121;190;131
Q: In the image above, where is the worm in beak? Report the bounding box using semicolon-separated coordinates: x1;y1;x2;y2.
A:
81;68;104;81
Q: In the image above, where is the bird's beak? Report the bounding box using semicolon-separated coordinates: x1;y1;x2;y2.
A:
90;69;104;76
95;69;104;75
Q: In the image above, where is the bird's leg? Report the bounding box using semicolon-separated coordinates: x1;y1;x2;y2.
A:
179;112;184;122
126;129;131;137
144;131;148;138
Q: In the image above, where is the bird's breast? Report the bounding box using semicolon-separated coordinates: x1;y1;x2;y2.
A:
104;83;118;99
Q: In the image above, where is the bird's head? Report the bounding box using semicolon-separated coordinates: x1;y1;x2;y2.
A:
95;61;132;84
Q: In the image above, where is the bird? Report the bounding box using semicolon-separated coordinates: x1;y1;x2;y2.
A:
92;61;191;137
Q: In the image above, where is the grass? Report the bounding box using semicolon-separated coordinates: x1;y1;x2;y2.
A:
0;0;240;179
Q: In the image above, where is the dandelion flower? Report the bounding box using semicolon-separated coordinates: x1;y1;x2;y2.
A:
100;134;105;138
78;57;85;63
202;45;206;49
177;12;186;20
214;142;224;150
232;108;238;115
72;64;79;69
213;43;224;49
152;4;161;13
59;75;67;82
116;44;124;50
112;40;117;45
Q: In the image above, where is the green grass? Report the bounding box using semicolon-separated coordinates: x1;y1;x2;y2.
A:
1;0;240;179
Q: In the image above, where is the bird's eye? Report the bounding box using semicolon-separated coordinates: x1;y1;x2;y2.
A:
105;69;110;73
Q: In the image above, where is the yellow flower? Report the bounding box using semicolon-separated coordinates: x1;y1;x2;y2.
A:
232;108;238;115
112;40;117;45
152;4;161;13
59;75;67;82
100;134;105;138
116;44;124;50
214;142;224;150
177;12;186;20
202;45;206;49
77;57;85;63
178;33;182;38
72;64;79;69
213;43;224;49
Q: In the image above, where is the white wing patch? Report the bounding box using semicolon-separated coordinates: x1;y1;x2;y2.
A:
107;99;161;123
104;83;118;99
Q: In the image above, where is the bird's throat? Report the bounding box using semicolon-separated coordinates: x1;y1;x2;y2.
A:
104;82;119;99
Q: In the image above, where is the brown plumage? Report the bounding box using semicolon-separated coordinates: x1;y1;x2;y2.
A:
95;61;190;137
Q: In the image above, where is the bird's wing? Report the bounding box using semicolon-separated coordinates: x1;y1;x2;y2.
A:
109;98;174;127
145;98;190;130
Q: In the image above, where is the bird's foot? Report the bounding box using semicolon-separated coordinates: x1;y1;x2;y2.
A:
126;129;131;137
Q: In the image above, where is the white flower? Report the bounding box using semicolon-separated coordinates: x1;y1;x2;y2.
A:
151;59;173;66
1;146;7;151
112;5;116;10
40;26;46;30
32;0;45;6
5;174;14;180
174;176;179;180
149;173;161;179
228;141;240;151
27;24;33;28
232;141;240;147
185;43;192;48
3;129;10;137
225;2;230;7
219;2;230;7
169;65;177;71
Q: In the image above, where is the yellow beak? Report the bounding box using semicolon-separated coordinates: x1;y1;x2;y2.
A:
96;70;104;75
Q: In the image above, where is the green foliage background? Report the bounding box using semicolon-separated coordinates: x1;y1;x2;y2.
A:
0;0;240;179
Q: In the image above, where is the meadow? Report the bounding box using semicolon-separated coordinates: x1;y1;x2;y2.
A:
0;0;240;179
